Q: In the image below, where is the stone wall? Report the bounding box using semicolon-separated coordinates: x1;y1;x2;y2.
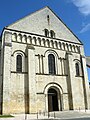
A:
0;7;89;114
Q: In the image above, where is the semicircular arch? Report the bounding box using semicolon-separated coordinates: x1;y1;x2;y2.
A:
12;50;27;57
43;82;63;95
44;49;59;58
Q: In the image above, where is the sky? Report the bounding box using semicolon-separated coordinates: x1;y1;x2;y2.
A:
0;0;90;80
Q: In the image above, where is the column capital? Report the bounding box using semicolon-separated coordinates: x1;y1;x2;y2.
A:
4;42;12;47
27;45;35;50
66;52;72;55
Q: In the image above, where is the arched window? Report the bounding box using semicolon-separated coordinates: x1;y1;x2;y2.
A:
44;29;49;37
50;30;55;38
75;62;80;76
48;54;56;74
16;55;22;72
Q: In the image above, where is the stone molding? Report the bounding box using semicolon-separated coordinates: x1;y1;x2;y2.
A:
4;29;81;54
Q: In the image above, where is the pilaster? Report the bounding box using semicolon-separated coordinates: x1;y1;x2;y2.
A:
81;55;90;109
27;45;37;113
2;31;12;114
66;52;74;110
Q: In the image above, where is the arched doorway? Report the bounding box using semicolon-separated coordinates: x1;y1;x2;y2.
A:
48;88;59;112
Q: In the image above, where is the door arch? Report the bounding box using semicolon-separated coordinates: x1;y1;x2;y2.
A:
48;88;59;112
44;83;63;112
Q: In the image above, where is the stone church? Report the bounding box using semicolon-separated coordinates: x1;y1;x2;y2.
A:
0;6;89;114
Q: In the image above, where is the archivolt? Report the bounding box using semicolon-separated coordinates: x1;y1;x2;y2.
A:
11;50;27;57
43;82;63;95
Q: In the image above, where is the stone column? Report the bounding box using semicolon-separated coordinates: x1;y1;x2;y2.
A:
38;55;41;73
61;58;63;75
41;55;44;74
27;45;37;113
81;55;90;109
62;58;65;75
64;59;67;75
66;52;74;110
2;31;12;114
58;58;62;75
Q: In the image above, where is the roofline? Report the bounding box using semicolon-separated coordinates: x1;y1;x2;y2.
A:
46;6;83;44
4;27;83;45
6;6;49;28
6;6;82;44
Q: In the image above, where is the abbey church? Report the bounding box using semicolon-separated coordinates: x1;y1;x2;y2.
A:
0;7;90;114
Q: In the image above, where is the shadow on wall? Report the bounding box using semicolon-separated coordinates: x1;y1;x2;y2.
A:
24;49;29;114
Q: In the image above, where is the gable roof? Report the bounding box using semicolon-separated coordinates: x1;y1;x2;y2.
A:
6;6;82;44
46;7;82;44
7;6;48;27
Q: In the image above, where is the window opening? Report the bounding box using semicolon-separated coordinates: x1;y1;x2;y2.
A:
75;62;80;76
48;54;56;74
16;55;22;72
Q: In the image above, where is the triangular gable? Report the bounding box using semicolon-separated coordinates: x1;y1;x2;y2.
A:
6;6;82;44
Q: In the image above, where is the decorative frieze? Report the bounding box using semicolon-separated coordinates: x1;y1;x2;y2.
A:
11;31;80;53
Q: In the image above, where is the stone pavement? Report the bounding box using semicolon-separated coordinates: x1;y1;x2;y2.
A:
49;110;90;119
0;110;90;120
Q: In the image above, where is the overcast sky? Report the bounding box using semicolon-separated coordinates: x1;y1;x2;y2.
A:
0;0;90;79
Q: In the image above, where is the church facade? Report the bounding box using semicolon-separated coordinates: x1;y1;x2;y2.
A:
0;7;89;114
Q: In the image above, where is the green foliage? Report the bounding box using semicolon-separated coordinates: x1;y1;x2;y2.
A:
0;115;14;118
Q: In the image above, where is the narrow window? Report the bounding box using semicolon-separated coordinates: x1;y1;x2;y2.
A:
75;62;80;76
16;55;22;72
48;54;56;74
50;30;55;38
44;29;49;37
47;15;50;25
47;15;49;20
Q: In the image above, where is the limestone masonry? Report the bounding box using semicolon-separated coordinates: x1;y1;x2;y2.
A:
0;6;89;114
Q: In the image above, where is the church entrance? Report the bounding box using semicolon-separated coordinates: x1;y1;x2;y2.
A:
48;88;59;112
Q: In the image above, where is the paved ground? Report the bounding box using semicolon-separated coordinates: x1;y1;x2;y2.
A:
49;110;90;119
0;110;90;120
